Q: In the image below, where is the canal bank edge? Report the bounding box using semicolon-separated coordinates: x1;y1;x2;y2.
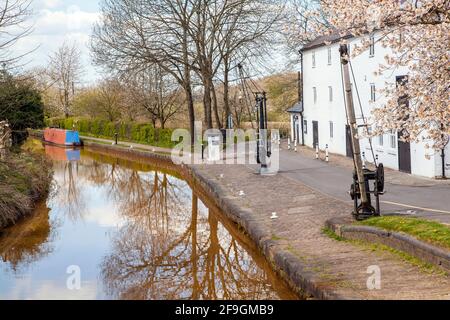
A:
73;140;450;299
76;139;344;299
0;150;52;230
188;165;346;300
27;133;450;298
326;217;450;272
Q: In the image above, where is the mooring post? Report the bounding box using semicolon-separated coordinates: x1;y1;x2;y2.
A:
114;132;118;145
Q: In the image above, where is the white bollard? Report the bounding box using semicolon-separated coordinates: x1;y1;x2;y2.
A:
288;137;291;150
294;139;297;152
325;144;329;162
315;144;319;159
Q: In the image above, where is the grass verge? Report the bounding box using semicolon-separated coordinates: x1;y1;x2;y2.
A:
357;216;450;250
322;227;447;276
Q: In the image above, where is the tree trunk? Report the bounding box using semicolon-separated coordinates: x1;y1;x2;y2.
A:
185;83;195;146
64;89;70;118
223;58;231;129
203;75;213;129
182;29;195;146
211;81;222;129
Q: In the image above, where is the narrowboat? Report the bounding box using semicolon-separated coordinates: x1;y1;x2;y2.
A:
43;128;83;147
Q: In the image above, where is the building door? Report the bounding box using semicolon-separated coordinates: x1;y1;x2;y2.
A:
345;125;353;158
295;117;300;143
398;130;411;173
312;121;319;148
396;75;411;173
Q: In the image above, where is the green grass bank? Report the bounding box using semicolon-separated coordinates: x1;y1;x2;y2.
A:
0;149;52;230
358;216;450;250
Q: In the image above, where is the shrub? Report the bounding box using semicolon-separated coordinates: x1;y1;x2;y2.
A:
0;72;45;145
44;117;175;148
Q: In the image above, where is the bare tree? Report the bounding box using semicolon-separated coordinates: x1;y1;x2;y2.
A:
215;0;284;128
92;0;285;138
283;0;330;49
96;78;123;121
125;66;184;129
0;0;33;69
91;0;197;144
186;0;284;129
48;42;83;118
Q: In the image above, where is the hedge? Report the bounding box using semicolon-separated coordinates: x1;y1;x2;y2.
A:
45;117;176;148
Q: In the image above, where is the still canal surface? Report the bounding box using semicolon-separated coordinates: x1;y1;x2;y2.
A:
0;140;297;299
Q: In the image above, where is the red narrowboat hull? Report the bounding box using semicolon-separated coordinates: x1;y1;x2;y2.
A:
43;128;82;147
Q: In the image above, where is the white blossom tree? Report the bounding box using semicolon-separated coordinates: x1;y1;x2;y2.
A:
287;0;449;150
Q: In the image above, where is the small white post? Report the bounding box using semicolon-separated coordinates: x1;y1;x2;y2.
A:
288;137;291;150
294;139;297;152
315;143;319;159
325;144;329;162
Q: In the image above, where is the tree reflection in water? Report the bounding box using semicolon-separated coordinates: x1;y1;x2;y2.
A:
44;147;296;299
52;160;87;222
0;202;54;272
75;155;295;300
0;145;296;300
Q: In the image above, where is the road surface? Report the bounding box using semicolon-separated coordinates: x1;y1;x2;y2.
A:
278;148;450;223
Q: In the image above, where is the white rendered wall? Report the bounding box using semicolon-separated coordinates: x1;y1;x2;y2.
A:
301;33;442;178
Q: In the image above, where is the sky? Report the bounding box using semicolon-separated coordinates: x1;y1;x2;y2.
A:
11;0;293;86
14;0;101;84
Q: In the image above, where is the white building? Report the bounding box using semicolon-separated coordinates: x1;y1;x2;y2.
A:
299;32;450;179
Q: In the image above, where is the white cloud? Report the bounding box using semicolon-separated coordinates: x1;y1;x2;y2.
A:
2;276;98;300
84;201;126;228
12;4;101;83
34;6;100;35
40;0;63;9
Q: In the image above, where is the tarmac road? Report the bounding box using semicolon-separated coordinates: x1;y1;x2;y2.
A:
278;148;450;223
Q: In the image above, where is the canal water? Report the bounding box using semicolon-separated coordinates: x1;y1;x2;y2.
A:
0;140;297;300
